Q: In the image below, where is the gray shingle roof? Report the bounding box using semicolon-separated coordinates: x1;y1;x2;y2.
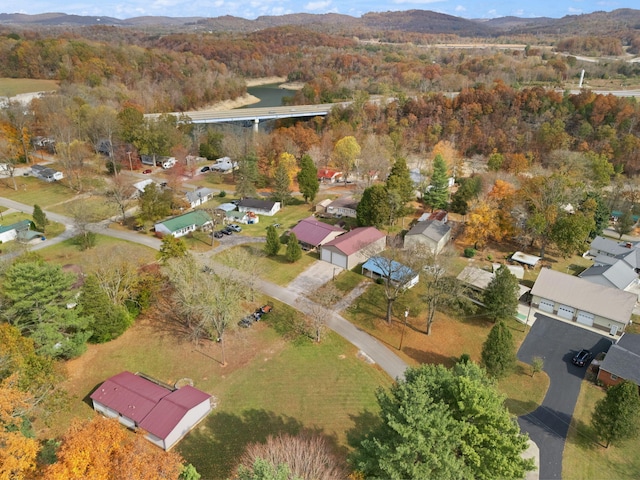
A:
579;261;638;290
531;268;636;325
406;219;451;242
600;342;640;385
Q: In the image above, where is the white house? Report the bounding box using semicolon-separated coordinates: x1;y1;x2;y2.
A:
320;227;386;270
185;187;216;208
211;157;237;172
90;371;211;451
0;219;33;243
237;198;281;216
154;211;212;238
31;164;63;182
404;219;451;254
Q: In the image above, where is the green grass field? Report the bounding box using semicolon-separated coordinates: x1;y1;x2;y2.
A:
0;177;77;208
562;381;640;479
0;78;58;96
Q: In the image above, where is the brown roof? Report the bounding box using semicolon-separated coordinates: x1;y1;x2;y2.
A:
323;227;385;255
290;217;344;246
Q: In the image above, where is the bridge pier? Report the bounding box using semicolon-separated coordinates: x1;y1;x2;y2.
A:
253;118;259;132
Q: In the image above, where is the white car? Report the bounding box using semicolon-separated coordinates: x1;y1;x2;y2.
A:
228;224;242;232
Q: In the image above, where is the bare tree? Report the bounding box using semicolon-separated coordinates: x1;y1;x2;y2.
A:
84;245;143;306
223;245;265;301
104;175;136;224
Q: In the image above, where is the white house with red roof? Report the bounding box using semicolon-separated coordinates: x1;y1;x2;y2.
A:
90;371;212;450
290;217;345;250
320;226;386;270
317;168;343;183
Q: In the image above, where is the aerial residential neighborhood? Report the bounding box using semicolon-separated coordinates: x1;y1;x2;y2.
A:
2;6;640;480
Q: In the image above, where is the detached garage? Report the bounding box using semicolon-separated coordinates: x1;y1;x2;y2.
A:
530;268;635;336
320;227;386;270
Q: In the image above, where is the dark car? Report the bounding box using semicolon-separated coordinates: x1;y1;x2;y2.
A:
200;166;210;173
238;316;253;328
572;349;593;367
213;230;224;238
142;169;152;174
221;227;233;235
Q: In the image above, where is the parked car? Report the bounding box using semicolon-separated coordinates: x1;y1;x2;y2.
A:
213;231;224;238
222;227;233;235
572;349;593;367
238;316;254;328
200;166;210;173
142;169;152;174
257;304;273;315
228;224;242;232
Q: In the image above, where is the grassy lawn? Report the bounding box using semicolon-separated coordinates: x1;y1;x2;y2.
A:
37;234;157;268
0;177;77;207
55;298;390;480
46;195;120;221
216;243;319;286
496;362;550;416
563;381;640;480
0;78;58;96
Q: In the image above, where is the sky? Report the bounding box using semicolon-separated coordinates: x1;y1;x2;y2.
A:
3;0;631;21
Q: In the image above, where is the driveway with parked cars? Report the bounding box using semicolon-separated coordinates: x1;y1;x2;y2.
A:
517;313;614;479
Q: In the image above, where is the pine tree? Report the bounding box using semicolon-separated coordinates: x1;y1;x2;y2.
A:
78;275;132;343
297;154;319;203
356;184;390;228
614;210;635;239
32;204;48;233
157;235;187;263
483;265;519;321
481;320;517;379
386;157;415;205
592;380;640;447
424;154;449;211
264;225;281;256
236;152;259;199
271;162;292;207
285;233;302;263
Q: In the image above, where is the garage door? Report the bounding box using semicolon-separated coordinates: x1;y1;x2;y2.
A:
538;299;554;313
332;253;347;269
320;248;332;263
576;310;595;327
557;304;575;320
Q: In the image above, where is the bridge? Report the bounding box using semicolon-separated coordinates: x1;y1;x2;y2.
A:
145;102;347;131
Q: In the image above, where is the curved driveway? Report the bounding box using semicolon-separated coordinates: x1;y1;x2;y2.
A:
517;314;613;479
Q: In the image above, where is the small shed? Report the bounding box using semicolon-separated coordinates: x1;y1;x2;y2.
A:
362;257;419;289
511;251;541;268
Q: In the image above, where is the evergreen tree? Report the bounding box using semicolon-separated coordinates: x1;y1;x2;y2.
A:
483;265;519;321
614;210;635;239
157;235;187;263
424;154;449;211
285;233;302;263
271;162;292;207
450;176;482;215
264;226;281;256
356;184;390;228
386;157;415;205
236;152;259;199
582;191;609;239
78;275;132;343
481;320;517;379
32;204;48;233
297;154;319;203
198;130;224;160
592;380;640;448
349;362;533;479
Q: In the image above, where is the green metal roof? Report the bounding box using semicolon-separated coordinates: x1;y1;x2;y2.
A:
0;219;32;234
158;210;211;233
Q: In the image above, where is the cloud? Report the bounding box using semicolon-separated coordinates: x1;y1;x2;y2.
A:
392;0;445;5
455;5;466;12
305;0;332;11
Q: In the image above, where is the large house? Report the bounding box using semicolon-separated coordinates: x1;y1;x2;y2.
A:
580;236;640;297
154;210;212;238
290;217;345;250
597;333;640;388
90;371;212;451
320;227;386;270
530;268;636;336
237;198;281;216
326;196;359;218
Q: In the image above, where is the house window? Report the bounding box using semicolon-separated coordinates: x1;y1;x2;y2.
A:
610;374;619;381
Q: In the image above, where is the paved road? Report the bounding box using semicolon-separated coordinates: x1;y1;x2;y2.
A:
517;314;614;480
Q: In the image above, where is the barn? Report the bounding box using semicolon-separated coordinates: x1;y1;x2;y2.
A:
320;227;386;270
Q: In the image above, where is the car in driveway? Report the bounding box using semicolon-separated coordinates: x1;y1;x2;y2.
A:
221;227;233;235
142;169;152;174
213;230;224;238
200;166;210;173
572;349;593;367
228;224;242;232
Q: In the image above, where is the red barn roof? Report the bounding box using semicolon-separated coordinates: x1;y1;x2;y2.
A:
323;227;385;255
290;217;345;246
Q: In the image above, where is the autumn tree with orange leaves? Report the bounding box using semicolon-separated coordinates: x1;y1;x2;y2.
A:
43;416;185;480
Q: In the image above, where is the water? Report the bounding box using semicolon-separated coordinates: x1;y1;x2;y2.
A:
243;83;295;109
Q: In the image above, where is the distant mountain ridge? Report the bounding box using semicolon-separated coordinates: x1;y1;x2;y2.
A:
1;9;639;37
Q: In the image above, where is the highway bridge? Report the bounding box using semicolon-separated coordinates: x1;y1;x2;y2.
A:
145;102;347;131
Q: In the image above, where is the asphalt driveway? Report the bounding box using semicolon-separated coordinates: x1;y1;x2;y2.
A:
517;313;614;479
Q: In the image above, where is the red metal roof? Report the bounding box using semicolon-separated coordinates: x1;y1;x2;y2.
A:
428;210;448;222
290;216;345;246
322;227;385;255
317;169;342;179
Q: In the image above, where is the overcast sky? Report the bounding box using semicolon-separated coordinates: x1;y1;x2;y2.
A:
5;0;628;21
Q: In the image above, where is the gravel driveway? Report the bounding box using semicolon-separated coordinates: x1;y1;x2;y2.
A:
517;314;614;479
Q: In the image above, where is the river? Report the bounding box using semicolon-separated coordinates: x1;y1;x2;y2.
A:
243;83;295;109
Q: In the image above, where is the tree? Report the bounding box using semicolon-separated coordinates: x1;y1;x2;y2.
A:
264;226;281;257
1;261;91;359
78;275;132;343
138;183;173;224
332;136;360;183
481;320;517;379
158;235;188;263
550;211;595;257
296;153;319;203
236;152;259;199
356;184;390;228
531;357;544;377
198;130;224;160
31;204;48;234
271;162;292;207
104;175;135;224
464;201;502;250
349;362;533;480
43;416;184;480
67;202;101;251
423;154;449;210
483;265;519;321
285;233;302;263
614;210;635;239
592;380;640;448
386;157;415;206
236;434;346;480
450;176;482;216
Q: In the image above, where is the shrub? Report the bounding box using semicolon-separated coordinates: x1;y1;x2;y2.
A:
218;190;226;198
464;247;477;258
